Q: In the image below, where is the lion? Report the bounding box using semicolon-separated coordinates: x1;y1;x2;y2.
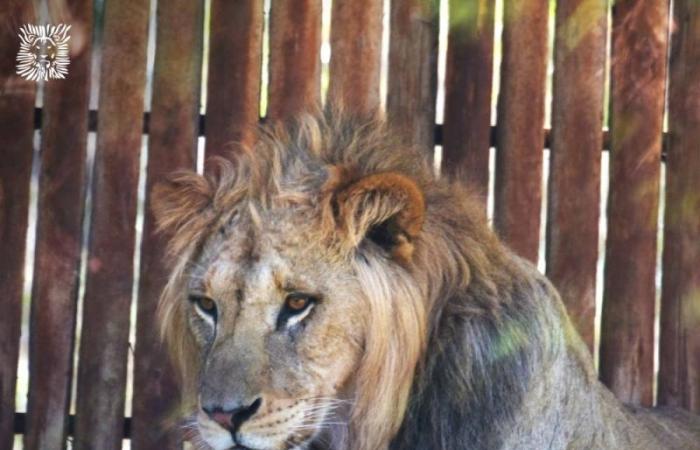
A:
152;107;700;450
16;24;71;82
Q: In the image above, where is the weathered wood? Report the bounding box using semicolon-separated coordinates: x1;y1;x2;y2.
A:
493;0;549;262
267;0;322;121
658;0;700;413
131;1;203;449
24;108;677;158
73;0;150;448
546;0;607;352
205;0;263;159
600;0;669;407
23;2;92;449
0;2;36;447
328;0;383;114
386;0;439;156
441;0;495;197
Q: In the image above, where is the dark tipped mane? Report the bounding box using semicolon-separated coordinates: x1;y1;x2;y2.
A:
390;257;556;449
218;106;435;206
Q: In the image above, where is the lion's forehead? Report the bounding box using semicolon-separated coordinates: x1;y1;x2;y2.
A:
192;218;340;303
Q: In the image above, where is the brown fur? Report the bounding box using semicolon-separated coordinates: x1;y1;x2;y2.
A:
153;106;700;450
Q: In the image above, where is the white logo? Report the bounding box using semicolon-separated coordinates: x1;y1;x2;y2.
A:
16;24;71;82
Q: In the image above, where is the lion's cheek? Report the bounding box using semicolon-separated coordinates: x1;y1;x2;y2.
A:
298;323;363;395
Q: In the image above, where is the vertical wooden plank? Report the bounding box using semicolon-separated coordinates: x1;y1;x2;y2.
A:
0;2;36;447
658;0;700;413
328;0;383;114
493;0;549;262
132;0;202;448
599;0;669;407
546;0;607;352
267;0;322;120
386;0;439;155
24;2;92;449
205;0;263;159
441;0;496;196
131;0;203;448
73;0;150;448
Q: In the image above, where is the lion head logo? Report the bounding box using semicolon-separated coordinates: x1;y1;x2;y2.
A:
16;24;71;82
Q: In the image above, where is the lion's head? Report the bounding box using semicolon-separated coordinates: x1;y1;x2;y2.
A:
16;24;71;81
152;109;485;450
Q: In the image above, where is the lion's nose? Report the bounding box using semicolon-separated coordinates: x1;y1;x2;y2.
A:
203;397;262;431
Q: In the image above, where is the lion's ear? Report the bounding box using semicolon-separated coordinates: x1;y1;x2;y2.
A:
333;172;425;264
151;171;214;237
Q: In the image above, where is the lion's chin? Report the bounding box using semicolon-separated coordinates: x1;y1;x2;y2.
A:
197;426;234;450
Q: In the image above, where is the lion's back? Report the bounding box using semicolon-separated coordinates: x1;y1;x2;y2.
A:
626;405;700;449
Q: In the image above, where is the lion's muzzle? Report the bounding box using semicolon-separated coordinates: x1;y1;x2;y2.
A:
203;397;262;433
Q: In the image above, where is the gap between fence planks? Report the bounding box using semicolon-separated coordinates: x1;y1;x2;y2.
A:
600;0;670;407
546;0;607;353
494;0;549;263
267;0;321;121
23;1;92;449
205;0;263;162
73;0;150;448
0;3;36;449
441;0;495;202
328;0;383;115
386;0;439;157
130;0;204;449
658;0;700;414
26;105;677;160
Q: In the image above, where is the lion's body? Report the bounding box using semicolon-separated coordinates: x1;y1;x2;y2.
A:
154;108;700;450
392;253;700;450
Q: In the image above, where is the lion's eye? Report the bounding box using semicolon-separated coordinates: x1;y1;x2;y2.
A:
277;293;318;330
286;294;312;312
189;295;217;322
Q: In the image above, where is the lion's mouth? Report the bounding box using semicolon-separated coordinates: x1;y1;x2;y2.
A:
228;439;252;450
231;441;295;450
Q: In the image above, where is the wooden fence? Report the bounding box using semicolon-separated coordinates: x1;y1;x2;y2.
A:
1;0;698;449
